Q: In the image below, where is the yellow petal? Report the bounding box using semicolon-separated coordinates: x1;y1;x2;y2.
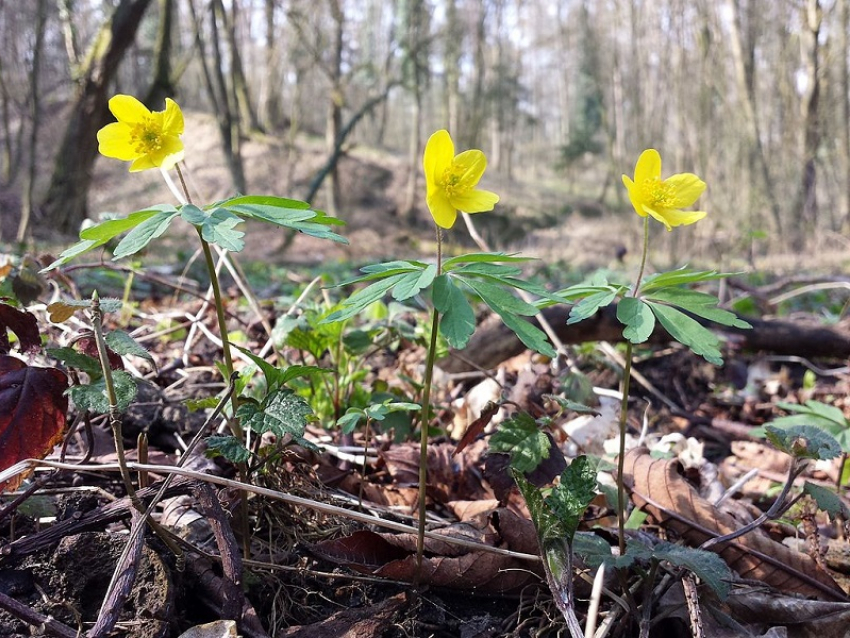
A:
658;208;707;229
634;149;661;185
453;149;486;188
157;141;185;170
97;122;138;161
129;155;157;172
423;130;454;194
450;188;499;214
622;174;647;217
427;190;458;229
108;94;151;124
163;98;184;136
664;173;706;207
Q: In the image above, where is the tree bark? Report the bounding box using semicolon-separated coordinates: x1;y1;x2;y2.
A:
440;304;850;374
795;0;821;247
142;0;177;107
17;0;48;243
39;0;154;236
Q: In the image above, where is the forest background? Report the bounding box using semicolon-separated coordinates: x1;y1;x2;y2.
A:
0;0;845;270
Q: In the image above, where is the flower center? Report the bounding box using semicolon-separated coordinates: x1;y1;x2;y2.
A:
130;118;163;155
440;162;473;197
640;177;682;209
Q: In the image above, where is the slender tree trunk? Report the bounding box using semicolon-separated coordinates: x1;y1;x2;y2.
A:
723;0;784;239
843;0;850;230
57;0;81;78
17;0;48;243
143;0;176;106
796;0;821;248
325;0;344;216
40;0;154;235
261;0;285;130
221;0;262;133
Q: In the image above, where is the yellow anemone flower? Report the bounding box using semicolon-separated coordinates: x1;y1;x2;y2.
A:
622;149;706;231
97;95;185;172
423;129;499;229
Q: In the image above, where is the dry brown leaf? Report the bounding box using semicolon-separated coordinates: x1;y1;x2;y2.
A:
622;447;847;601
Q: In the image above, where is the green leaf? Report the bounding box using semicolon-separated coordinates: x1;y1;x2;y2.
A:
765;424;842;460
461;278;538;316
513;470;570;541
392;264;437;301
180;204;245;252
337;409;364;435
42;207;177;270
441;252;533;268
769;400;850;452
47;347;102;377
650;542;732;600
490;412;551;473
112;208;181;259
803;481;850;519
640;268;738;293
617;297;655;344
545;456;598;540
205;435;251;463
67;371;137;413
223;195;347;243
647;301;723;365
432;275;476;349
236;388;313;439
323;273;410;323
104;331;155;368
644;288;751;329
567;288;619;324
498;311;557;358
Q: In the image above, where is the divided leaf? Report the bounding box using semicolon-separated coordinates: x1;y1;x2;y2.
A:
544;456;598;540
644;288;751;329
236;388;313;442
180;204;245;252
765;424;842;460
67;371;137;413
206;435;251;464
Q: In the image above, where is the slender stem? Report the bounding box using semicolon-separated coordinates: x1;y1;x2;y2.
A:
415;228;443;583
616;341;633;557
616;216;651;556
633;216;650;297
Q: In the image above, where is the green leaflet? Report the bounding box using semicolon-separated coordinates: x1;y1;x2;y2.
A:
616;297;655;344
647;301;724;365
432;274;476;349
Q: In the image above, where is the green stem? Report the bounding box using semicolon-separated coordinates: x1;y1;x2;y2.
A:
415;229;443;584
616;216;651;556
616;341;633;557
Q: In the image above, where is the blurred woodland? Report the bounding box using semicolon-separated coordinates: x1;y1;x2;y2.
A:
0;0;848;256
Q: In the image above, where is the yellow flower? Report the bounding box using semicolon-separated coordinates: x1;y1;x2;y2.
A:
622;149;706;231
423;130;499;229
97;95;185;172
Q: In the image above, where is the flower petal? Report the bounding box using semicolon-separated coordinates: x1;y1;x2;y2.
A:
453;149;486;188
97;122;139;161
657;208;707;229
157;140;185;170
163;98;184;136
450;188;499;214
427;190;458;229
664;173;706;207
622;174;647;217
129;155;157;172
423;130;454;193
108;94;151;124
634;149;661;185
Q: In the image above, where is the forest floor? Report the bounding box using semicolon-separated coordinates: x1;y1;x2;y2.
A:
1;113;850;636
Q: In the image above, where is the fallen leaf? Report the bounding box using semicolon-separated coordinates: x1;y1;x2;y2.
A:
0;355;69;492
623;447;847;601
177;621;238;638
0;303;40;354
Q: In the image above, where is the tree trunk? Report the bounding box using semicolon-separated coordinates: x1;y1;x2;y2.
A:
325;0;344;216
17;0;48;243
40;0;154;236
795;0;821;248
261;0;285;131
221;0;262;133
142;0;176;106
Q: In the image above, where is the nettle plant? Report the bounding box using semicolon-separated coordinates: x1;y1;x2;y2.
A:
44;95;347;469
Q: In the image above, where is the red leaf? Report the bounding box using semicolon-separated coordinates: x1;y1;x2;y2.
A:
0;303;40;354
0;355;69;492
